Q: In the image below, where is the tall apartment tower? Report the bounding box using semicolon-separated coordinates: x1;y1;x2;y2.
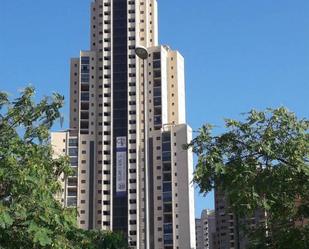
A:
51;0;196;249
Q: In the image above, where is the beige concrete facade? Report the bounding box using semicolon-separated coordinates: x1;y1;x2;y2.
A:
51;130;78;208
51;1;195;248
196;210;217;249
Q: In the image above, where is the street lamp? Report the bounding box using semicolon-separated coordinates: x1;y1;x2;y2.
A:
135;46;150;249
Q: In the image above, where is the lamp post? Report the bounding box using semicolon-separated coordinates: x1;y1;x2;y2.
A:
135;46;150;249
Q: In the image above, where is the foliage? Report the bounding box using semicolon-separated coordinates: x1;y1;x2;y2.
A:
187;107;309;248
0;87;128;249
73;230;130;249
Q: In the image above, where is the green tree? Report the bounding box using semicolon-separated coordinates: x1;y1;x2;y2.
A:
187;108;309;249
0;87;128;249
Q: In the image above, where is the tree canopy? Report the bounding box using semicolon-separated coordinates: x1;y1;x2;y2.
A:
188;108;309;249
0;87;128;249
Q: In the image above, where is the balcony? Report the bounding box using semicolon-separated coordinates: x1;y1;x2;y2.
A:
67;178;78;187
81;92;90;101
66;197;77;207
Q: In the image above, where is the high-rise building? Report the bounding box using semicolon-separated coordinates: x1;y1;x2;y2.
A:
196;209;217;249
51;1;196;248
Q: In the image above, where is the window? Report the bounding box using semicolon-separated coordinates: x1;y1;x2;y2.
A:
129;220;137;225
162;152;171;162
81;57;89;64
129;210;137;214
164;234;173;245
81;102;89;111
69;148;78;157
162;142;171;152
70;157;78;166
81;92;89;101
69;138;78;147
163;183;172;192
129;199;136;204
153;60;161;69
153;52;161;60
163;192;172;202
81;74;89;83
164;203;172;213
153;70;161;78
164;223;173;234
154;116;162;126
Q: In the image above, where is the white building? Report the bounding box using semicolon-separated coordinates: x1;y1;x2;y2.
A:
51;1;195;248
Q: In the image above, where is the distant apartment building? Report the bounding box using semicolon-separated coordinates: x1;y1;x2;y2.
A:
215;190;265;249
196;209;217;249
196;218;203;249
51;0;196;248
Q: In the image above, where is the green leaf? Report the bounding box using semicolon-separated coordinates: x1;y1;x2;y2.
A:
33;228;52;246
0;211;13;229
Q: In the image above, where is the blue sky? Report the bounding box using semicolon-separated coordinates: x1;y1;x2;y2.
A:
1;0;308;217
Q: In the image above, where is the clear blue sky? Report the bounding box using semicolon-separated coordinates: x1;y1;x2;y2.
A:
1;0;308;217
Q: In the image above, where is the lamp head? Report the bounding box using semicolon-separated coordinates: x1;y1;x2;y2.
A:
135;46;148;60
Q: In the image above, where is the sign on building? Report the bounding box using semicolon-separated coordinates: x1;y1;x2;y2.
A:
116;137;127;195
